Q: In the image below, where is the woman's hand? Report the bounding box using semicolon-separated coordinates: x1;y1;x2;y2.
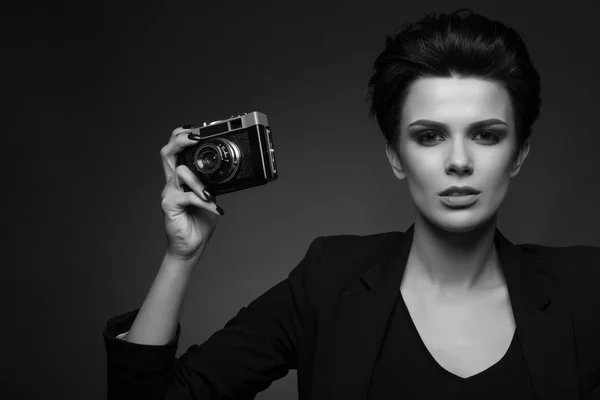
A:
159;127;224;261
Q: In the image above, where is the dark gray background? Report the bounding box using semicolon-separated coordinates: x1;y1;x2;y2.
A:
5;0;600;399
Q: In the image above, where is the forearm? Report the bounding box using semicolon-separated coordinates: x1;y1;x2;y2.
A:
124;251;201;345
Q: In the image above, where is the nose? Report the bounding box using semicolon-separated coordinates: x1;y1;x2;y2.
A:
445;142;473;175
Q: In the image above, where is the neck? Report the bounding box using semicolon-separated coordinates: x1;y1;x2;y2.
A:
405;212;502;295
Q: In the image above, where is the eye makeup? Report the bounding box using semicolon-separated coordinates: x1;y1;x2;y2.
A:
414;129;505;145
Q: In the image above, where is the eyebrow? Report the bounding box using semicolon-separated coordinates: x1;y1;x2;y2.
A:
408;118;508;130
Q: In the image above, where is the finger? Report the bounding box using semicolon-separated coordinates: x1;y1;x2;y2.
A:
162;190;221;217
161;127;198;182
175;165;212;202
162;165;211;202
160;126;201;183
171;126;195;137
163;171;222;217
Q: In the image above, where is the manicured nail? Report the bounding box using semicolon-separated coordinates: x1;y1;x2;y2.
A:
182;125;194;129
202;188;213;202
188;133;201;141
216;205;225;215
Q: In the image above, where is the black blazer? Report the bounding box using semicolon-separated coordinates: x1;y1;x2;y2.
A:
103;224;600;400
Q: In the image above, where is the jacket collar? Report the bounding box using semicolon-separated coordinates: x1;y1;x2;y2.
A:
360;223;550;310
312;223;579;400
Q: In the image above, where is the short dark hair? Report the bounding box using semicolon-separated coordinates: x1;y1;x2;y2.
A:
366;8;542;161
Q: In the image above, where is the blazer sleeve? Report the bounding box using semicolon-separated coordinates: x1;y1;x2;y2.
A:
103;236;325;400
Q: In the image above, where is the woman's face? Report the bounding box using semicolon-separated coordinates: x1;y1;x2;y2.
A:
385;76;530;233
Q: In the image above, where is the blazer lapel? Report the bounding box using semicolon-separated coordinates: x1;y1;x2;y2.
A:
315;226;412;400
317;224;579;400
495;228;580;400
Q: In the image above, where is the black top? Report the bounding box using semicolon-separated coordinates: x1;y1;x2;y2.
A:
368;290;537;399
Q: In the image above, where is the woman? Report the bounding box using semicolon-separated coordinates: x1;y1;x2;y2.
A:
103;8;600;400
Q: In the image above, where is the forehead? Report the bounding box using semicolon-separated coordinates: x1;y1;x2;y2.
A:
401;77;513;125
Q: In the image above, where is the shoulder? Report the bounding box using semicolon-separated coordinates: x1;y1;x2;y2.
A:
517;242;600;275
313;231;400;267
290;231;400;293
520;244;600;392
517;242;600;305
318;231;401;257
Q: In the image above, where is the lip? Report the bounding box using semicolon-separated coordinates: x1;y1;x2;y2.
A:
439;193;480;207
438;186;481;196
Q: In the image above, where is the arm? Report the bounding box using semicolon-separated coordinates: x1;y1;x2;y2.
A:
124;251;199;345
103;236;325;400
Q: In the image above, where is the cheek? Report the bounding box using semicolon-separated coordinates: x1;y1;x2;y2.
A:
481;166;512;204
402;150;439;182
483;158;513;186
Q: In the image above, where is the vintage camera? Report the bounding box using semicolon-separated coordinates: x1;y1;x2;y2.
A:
176;111;278;197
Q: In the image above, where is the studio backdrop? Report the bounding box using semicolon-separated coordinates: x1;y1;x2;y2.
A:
6;1;600;399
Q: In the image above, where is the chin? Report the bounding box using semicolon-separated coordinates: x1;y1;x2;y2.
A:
436;219;491;234
419;205;497;234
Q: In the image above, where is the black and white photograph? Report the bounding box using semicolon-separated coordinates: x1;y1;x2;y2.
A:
6;1;600;399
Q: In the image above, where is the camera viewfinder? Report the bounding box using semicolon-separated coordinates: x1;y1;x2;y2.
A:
229;118;242;130
201;122;229;137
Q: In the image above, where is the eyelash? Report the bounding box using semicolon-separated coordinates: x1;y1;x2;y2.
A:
417;130;501;145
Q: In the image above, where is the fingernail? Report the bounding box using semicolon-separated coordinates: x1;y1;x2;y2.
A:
216;205;225;215
182;125;194;129
202;188;213;202
188;133;201;141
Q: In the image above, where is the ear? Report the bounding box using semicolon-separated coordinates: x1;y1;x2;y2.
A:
509;140;530;177
385;143;406;180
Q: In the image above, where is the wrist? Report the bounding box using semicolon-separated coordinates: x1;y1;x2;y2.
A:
164;249;202;270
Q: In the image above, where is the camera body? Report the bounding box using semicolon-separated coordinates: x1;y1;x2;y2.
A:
176;112;278;197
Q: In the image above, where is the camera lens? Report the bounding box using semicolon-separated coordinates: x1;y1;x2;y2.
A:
200;150;218;169
193;138;240;183
195;145;221;174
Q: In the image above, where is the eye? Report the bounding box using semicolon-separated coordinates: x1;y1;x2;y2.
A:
474;130;500;142
417;131;441;144
416;130;500;145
